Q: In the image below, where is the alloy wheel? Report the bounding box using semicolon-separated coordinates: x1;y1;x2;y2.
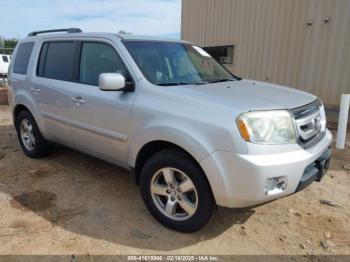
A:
20;119;35;151
150;167;198;221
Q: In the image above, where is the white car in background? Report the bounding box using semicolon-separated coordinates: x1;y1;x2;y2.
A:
0;54;11;78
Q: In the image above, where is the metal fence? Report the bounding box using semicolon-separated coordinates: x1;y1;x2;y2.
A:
0;47;14;55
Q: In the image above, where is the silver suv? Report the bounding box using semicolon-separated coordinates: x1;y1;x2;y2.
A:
8;29;332;232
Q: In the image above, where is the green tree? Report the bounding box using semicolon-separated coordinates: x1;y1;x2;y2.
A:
0;37;18;55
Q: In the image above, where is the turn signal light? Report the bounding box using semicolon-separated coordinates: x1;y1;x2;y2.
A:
237;119;250;141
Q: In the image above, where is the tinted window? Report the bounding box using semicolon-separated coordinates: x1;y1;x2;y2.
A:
38;41;75;81
13;42;34;74
2;56;9;63
37;43;49;77
80;42;128;86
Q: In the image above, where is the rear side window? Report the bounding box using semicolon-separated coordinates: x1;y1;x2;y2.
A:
13;42;34;74
2;56;9;63
37;41;75;81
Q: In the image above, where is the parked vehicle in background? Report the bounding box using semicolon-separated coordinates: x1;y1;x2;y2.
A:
0;54;11;78
7;29;332;232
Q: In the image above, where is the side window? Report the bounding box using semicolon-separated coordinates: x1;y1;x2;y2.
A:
80;42;128;86
37;41;75;81
13;42;34;74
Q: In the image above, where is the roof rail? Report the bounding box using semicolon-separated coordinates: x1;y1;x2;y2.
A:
28;28;82;37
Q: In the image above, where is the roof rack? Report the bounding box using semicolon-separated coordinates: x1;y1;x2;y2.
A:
28;28;82;37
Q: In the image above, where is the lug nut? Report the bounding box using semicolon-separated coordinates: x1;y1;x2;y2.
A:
178;196;182;201
171;196;176;201
177;188;181;192
166;189;171;194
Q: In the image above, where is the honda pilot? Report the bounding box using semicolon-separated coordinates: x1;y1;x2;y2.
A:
7;29;332;232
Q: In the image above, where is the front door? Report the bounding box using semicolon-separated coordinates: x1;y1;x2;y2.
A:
68;41;136;166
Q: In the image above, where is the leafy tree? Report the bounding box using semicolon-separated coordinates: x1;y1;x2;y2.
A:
4;39;18;49
0;36;18;54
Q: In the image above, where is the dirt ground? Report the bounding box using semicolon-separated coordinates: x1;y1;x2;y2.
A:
0;105;349;256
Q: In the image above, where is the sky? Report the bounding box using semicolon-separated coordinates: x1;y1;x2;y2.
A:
0;0;181;39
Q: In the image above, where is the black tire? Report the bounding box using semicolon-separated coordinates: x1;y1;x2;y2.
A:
140;149;215;233
15;110;51;158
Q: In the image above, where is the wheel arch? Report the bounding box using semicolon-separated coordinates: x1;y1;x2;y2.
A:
11;88;46;134
129;123;216;182
13;103;32;124
11;90;39;124
134;141;187;184
133;140;212;190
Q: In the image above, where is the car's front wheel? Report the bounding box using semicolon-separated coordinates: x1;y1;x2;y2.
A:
140;149;215;232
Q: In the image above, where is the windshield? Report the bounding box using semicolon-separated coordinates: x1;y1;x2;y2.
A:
123;41;236;86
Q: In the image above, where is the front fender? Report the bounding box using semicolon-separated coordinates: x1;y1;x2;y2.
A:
128;123;215;168
128;123;234;206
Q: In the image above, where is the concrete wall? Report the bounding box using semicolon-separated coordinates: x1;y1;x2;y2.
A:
181;0;350;106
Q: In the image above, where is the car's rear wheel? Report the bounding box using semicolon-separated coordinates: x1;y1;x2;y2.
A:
140;149;215;232
15;110;51;158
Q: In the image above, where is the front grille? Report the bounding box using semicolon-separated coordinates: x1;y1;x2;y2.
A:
290;99;326;149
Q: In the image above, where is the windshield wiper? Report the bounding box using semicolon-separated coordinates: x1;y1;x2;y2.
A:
157;81;208;86
209;78;235;84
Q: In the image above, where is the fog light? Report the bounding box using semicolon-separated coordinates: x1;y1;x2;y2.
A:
265;176;288;195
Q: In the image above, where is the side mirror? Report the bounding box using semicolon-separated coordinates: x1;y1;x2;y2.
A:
99;73;130;91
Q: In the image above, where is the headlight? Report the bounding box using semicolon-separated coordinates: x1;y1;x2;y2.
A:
236;110;297;144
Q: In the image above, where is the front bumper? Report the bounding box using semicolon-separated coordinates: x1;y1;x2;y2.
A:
295;148;331;192
200;129;333;208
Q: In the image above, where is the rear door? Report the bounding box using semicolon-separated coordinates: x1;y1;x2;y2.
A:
67;40;136;166
32;40;77;145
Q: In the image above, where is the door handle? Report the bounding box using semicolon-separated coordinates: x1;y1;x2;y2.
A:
31;87;41;93
71;96;86;104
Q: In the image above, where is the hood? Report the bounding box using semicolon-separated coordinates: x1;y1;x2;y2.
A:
184;79;317;111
